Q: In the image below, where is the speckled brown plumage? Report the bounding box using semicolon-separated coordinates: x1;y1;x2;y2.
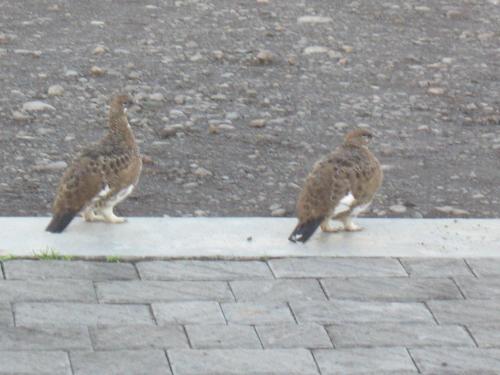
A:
46;94;142;233
289;129;383;243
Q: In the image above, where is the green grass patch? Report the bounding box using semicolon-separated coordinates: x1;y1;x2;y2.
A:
105;255;121;263
32;248;73;261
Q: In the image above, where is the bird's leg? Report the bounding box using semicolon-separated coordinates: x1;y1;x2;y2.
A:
82;206;106;222
342;216;363;232
96;186;134;224
101;204;126;224
320;218;342;233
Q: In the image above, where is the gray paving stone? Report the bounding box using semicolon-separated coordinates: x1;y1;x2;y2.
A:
137;260;273;280
153;301;225;324
0;326;91;350
326;323;474;348
466;258;500;276
0;351;71;374
467;325;500;348
169;349;318;375
90;325;189;350
186;324;261;349
291;300;433;324
230;279;326;302
71;350;171;375
400;258;473;277
321;277;462;301
269;258;406;278
410;348;500;373
0;303;13;326
222;302;295;324
428;300;500;324
96;280;233;303
4;260;137;280
15;303;154;326
455;276;500;299
314;348;417;374
257;323;333;349
0;279;96;302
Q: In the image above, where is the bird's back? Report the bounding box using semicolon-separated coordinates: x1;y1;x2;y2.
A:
296;143;382;222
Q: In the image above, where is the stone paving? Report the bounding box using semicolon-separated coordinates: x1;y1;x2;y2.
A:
2;258;500;374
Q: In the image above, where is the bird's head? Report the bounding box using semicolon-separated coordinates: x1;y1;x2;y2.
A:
111;94;134;114
344;128;374;146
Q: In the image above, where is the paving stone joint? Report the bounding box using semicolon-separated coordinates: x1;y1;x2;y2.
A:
0;258;499;373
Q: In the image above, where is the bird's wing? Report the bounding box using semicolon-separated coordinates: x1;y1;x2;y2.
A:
297;144;381;222
86;136;140;186
297;155;351;222
51;154;105;216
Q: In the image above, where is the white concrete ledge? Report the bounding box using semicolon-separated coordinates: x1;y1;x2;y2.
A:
0;217;498;259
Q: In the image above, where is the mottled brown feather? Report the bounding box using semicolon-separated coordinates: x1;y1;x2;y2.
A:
47;94;141;232
293;129;382;238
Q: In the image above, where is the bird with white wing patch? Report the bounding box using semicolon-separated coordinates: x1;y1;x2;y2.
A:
46;94;142;233
289;128;383;243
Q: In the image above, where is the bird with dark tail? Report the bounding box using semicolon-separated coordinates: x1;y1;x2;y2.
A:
289;128;383;243
46;94;142;233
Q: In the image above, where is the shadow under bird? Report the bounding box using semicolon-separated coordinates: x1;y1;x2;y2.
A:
46;94;142;233
289;128;383;243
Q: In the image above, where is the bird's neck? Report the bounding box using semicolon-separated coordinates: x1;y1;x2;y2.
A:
343;143;371;156
344;141;364;148
108;112;135;144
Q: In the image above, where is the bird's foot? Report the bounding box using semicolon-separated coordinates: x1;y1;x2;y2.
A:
101;207;127;224
83;209;106;222
104;214;127;224
343;219;363;232
320;223;343;233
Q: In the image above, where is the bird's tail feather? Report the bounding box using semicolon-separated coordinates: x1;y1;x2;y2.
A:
46;212;77;233
288;217;323;243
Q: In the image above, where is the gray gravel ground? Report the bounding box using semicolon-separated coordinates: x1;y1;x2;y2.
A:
0;0;499;218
